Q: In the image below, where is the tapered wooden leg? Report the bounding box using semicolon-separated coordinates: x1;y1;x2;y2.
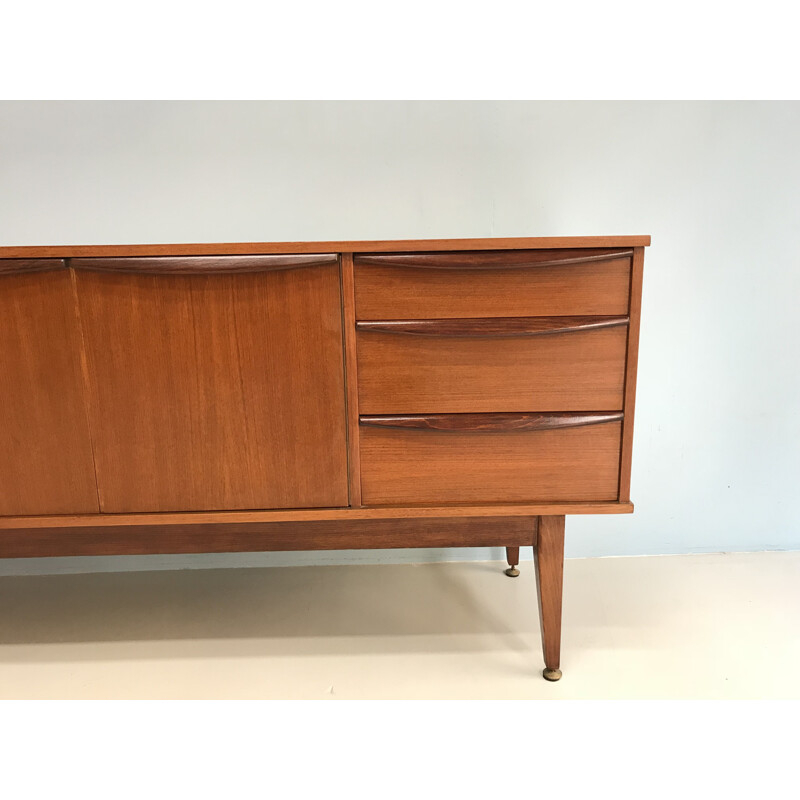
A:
534;515;565;681
504;546;520;577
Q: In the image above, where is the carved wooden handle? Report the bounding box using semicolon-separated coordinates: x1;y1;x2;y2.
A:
360;412;624;432
356;316;629;337
69;254;338;274
0;258;66;275
354;250;633;270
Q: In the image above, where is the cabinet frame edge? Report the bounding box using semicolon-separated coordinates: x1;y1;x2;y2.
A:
618;246;645;502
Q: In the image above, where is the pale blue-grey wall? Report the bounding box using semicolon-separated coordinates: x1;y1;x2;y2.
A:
1;101;798;575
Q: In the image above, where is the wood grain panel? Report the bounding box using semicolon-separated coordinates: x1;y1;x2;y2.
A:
75;263;348;513
360;422;623;505
0;258;66;275
70;254;336;274
0;236;652;260
0;502;634;535
0;516;534;559
357;326;628;413
0;270;98;515
355;249;633;270
354;252;632;319
340;253;362;506
535;515;565;674
356;316;628;337
619;246;645;502
360;412;623;433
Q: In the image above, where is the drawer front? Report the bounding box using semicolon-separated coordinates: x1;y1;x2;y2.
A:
356;318;628;413
354;249;631;319
359;413;622;505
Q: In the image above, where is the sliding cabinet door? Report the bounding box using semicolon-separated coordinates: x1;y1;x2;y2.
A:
73;255;348;513
0;261;98;515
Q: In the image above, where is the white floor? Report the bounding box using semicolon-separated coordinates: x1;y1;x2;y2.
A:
0;550;797;699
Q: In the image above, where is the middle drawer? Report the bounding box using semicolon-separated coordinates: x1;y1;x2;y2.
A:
356;316;628;414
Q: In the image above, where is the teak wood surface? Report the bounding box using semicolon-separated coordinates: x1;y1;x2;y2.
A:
356;325;628;413
619;246;645;502
0;270;98;515
0;236;650;259
359;421;623;505
354;251;632;319
354;248;633;269
340;253;363;507
0;257;67;275
74;262;348;512
356;316;629;337
0;235;648;682
70;254;338;274
535;515;566;672
359;412;624;432
0;517;536;559
0;501;632;528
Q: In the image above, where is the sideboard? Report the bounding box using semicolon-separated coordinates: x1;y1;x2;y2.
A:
0;235;648;681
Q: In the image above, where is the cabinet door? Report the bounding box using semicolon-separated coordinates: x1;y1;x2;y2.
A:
73;255;348;513
0;262;98;515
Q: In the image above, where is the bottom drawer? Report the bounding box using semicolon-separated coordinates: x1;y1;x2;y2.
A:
359;413;623;505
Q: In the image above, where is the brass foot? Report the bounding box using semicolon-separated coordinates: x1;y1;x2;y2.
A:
543;668;562;682
504;566;520;577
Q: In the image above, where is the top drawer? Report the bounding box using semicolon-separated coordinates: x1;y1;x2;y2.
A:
354;248;631;319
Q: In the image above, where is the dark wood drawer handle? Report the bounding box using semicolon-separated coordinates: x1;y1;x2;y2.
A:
355;250;632;270
360;412;624;433
68;254;338;275
0;258;66;275
357;316;628;337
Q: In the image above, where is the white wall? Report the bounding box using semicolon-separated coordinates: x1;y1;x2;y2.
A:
1;101;798;574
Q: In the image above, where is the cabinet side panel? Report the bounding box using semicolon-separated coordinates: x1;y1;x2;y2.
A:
76;265;348;512
0;270;99;515
618;246;644;502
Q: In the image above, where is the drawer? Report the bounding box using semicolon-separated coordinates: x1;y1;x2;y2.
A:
354;249;631;319
359;413;623;505
356;317;628;413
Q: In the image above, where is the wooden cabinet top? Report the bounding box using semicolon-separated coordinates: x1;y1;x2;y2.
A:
0;235;650;259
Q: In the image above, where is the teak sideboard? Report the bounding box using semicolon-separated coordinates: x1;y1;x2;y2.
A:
0;235;648;681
